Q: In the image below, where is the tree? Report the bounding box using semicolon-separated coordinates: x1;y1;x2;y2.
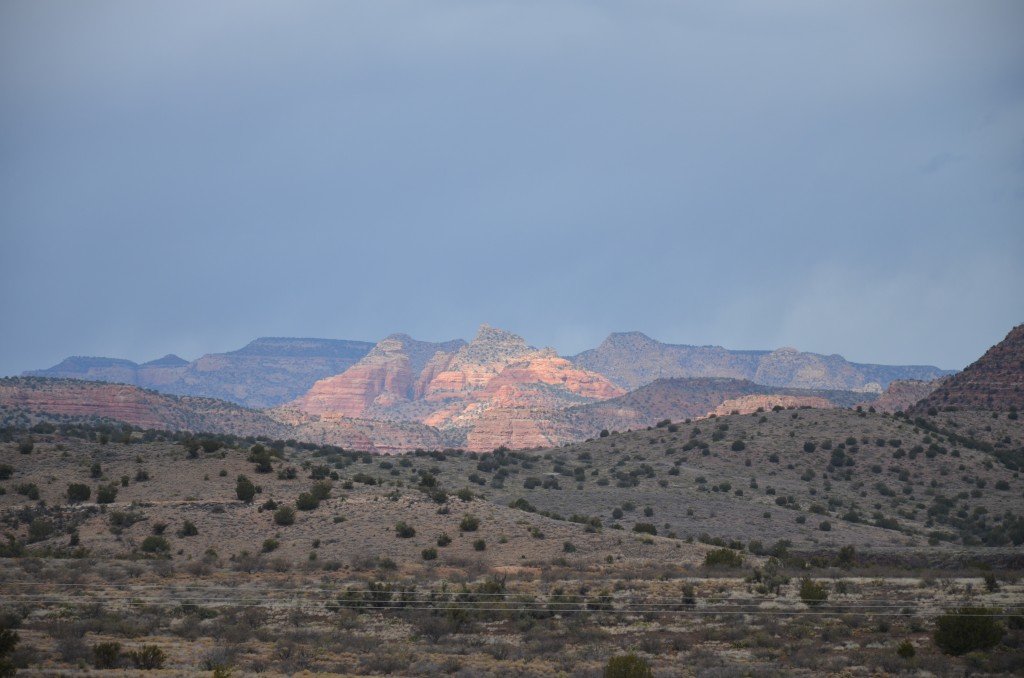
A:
933;608;1004;655
128;645;166;670
799;577;828;606
296;492;319;511
140;536;170;553
67;483;91;503
236;475;256;502
395;522;416;538
604;653;652;678
92;642;121;669
96;484;118;504
274;506;295;526
177;520;198;537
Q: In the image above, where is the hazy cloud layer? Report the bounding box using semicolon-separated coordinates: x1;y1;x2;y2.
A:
1;0;1022;374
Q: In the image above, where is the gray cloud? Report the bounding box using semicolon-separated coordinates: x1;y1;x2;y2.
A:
1;0;1022;374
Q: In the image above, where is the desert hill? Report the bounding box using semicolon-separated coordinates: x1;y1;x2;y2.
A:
571;331;953;391
0;378;443;453
912;324;1024;414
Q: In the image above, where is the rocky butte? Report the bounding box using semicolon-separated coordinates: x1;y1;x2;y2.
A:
292;325;626;450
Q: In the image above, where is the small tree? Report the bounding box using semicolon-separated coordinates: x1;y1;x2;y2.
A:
128;645;166;670
67;483;91;503
296;492;319;511
92;641;121;669
236;475;256;502
933;607;1004;655
395;522;416;538
274;506;295;526
604;653;652;678
96;484;118;504
799;577;828;606
177;520;198;537
140;536;170;553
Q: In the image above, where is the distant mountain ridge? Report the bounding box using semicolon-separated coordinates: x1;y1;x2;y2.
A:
571;331;953;392
26;337;375;408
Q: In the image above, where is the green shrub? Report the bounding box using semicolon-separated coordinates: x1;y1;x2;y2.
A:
177;520;198;537
15;485;39;501
395;522;416;538
261;539;279;553
236;475;256;502
140;536;170;553
799;577;828;605
437;532;452;547
67;483;91;503
127;645;166;670
310;481;332;501
933;607;1004;655
92;641;121;669
96;484;118;504
28;517;53;542
422;547;438;561
296;492;319;511
704;548;743;567
0;464;12;480
896;640;915;659
472;538;486;551
604;653;653;678
459;514;480;532
632;523;657;536
274;506;295;526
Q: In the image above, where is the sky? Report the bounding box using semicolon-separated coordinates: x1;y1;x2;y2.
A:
1;0;1022;374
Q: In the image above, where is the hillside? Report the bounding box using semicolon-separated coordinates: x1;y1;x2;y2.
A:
26;337;375;408
558;377;871;435
0;378;443;453
571;331;953;391
912;324;1024;414
1;399;1021;675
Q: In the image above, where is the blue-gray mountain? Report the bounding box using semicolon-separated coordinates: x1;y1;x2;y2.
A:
25;329;953;409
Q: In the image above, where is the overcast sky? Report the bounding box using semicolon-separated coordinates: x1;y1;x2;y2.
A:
1;1;1022;374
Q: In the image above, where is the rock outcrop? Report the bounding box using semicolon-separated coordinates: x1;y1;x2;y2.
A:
292;325;626;450
865;378;945;413
294;335;466;417
706;394;835;417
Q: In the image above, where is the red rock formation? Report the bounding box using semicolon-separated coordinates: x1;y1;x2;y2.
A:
292;326;626;451
0;377;292;438
705;394;835;418
293;335;464;417
464;408;571;452
865;379;945;414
